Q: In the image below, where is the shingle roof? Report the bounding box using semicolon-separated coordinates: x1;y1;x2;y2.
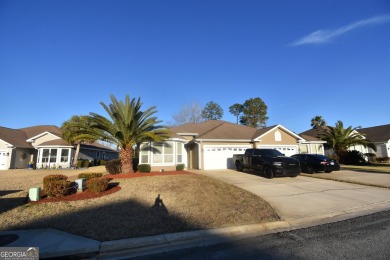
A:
0;127;32;148
0;125;63;148
38;139;72;146
299;126;329;140
20;125;62;139
170;120;271;140
358;124;390;142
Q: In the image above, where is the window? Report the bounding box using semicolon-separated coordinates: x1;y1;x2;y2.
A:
153;143;163;163
61;149;69;163
176;143;183;163
164;142;173;163
152;141;176;164
140;144;149;164
275;131;282;141
42;149;50;163
50;149;57;163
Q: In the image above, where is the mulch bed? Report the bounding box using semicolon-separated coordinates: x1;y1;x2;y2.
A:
30;184;121;204
29;171;192;204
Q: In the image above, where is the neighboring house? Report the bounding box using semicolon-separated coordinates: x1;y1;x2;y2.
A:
358;124;390;158
0;125;119;170
300;125;387;157
140;120;325;171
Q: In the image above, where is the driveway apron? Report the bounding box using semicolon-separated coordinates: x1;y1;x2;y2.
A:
194;170;390;226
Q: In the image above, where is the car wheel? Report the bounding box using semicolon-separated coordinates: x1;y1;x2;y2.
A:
236;162;244;172
264;166;274;179
306;165;314;174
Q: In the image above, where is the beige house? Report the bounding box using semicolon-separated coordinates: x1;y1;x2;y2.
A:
0;125;118;170
140;120;325;171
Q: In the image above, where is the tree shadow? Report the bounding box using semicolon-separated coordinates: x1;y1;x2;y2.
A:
2;194;202;241
0;190;23;197
0;197;28;214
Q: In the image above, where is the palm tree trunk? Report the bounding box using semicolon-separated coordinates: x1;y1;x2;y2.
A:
73;143;81;168
120;148;134;173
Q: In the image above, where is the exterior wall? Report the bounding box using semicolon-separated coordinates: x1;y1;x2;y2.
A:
259;128;298;145
31;134;61;147
11;148;35;169
78;149;118;162
372;142;390;158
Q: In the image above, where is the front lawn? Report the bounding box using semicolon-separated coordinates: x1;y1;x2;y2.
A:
0;169;279;241
341;163;390;174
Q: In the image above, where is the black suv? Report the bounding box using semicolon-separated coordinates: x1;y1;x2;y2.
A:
291;154;340;173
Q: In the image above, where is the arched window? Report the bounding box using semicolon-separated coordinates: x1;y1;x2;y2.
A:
275;131;282;141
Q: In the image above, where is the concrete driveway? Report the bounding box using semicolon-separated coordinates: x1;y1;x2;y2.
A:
194;170;390;228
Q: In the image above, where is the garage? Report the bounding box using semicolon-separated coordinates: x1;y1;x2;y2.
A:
203;145;252;170
257;145;298;157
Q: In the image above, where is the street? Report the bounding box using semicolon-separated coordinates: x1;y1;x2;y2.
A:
137;210;390;259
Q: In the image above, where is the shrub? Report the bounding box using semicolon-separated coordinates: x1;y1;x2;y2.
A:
99;159;106;166
86;177;110;193
138;164;151;173
176;163;185;171
105;159;122;174
340;150;366;165
43;174;68;191
77;172;103;181
43;174;73;198
376;157;390;163
77;160;83;168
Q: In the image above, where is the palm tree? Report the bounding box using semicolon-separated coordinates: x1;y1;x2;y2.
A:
61;115;100;167
311;115;326;128
87;95;170;173
320;120;376;158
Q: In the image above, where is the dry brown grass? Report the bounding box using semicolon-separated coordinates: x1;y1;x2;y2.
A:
0;167;279;241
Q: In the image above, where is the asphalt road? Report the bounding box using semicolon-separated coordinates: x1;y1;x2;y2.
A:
136;210;390;260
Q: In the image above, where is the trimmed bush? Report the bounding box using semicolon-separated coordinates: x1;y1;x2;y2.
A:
86;177;110;193
138;164;151;173
43;174;73;198
105;158;122;174
82;160;91;168
99;159;106;166
176;163;185;171
43;174;68;191
77;172;103;181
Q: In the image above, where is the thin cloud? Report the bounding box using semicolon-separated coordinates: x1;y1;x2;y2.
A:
291;15;390;46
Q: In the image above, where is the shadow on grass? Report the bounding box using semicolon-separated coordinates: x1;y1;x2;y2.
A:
0;197;27;214
4;194;202;241
0;190;23;197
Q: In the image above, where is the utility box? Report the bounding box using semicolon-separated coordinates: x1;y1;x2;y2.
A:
75;178;85;192
29;187;41;201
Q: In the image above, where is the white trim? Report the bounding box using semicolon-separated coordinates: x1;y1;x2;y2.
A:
0;139;13;147
197;139;253;142
177;132;199;136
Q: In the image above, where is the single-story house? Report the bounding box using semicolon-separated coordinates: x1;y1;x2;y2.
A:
140;120;326;171
358;124;390;158
300;124;390;158
0;125;119;170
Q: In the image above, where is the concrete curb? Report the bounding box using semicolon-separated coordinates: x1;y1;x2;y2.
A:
97;221;291;259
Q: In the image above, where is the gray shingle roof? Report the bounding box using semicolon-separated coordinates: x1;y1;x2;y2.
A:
358;124;390;142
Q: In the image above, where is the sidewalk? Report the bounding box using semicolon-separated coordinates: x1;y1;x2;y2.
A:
1;170;390;259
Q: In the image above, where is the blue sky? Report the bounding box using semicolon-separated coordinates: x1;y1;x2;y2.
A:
1;0;389;133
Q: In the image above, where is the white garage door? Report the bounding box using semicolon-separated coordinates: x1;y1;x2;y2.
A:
257;146;298;157
203;145;251;170
0;151;8;170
